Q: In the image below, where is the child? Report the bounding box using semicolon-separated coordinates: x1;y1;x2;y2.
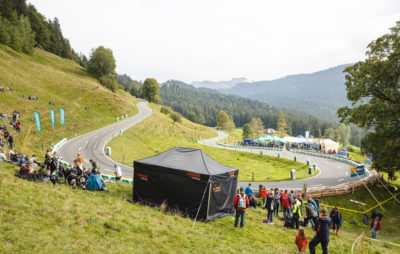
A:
295;228;308;253
330;207;343;236
370;217;381;239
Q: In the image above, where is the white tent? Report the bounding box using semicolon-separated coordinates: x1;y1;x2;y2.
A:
283;137;315;144
318;139;339;152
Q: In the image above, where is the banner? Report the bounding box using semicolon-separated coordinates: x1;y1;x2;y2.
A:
351;165;365;177
50;108;55;127
336;148;348;158
33;111;42;132
364;154;372;165
60;107;65;125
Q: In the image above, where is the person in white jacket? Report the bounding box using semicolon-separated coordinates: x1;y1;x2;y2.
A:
114;164;122;182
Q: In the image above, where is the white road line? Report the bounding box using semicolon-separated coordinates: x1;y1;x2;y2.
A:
337;178;344;182
313;184;324;187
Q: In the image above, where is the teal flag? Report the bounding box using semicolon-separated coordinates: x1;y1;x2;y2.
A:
50;108;55;127
60;107;65;125
34;111;42;132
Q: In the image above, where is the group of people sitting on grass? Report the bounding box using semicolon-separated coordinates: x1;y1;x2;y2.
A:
0;86;13;92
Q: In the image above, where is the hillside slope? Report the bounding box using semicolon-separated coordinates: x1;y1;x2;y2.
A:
0;46;138;156
1;163;399;253
222;64;351;122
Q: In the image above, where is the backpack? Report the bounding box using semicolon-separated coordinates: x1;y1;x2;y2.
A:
237;194;247;209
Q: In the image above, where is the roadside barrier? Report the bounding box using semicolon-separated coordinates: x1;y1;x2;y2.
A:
217;143;283;151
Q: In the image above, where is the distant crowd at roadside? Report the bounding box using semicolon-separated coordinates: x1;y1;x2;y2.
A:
233;183;384;253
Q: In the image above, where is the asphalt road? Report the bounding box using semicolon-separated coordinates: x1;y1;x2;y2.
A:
57;100;152;177
57;101;368;190
199;131;369;190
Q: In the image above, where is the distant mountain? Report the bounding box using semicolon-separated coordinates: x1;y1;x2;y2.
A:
221;64;352;122
191;77;249;90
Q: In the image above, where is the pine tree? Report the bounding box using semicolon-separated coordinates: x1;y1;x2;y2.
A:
277;112;288;137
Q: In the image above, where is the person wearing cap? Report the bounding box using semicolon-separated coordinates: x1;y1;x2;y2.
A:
114;164;122;182
233;187;249;228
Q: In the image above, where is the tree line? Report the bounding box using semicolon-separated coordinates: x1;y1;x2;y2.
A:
0;0;86;65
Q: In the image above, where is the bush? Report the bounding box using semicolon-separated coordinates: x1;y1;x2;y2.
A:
99;76;118;92
170;112;182;124
346;146;355;152
160;106;171;115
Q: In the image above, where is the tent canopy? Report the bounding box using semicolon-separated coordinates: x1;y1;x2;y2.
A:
133;147;238;222
135;146;235;175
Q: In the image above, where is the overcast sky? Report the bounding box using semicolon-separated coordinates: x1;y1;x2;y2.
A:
29;0;400;83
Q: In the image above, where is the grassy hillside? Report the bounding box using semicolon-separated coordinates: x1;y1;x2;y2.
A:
107;105;313;182
0;46;138;157
1;163;399;253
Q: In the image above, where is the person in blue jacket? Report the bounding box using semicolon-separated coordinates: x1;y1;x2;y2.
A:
309;207;333;254
329;207;343;236
86;169;108;191
308;195;320;216
245;183;253;197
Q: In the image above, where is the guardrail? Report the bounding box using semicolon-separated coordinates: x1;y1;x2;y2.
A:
217;142;283;151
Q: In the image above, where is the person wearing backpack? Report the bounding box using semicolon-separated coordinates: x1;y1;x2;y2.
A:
291;197;302;229
233;187;249;228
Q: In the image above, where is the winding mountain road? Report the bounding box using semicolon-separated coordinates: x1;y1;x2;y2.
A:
57;101;368;190
57;100;152;176
199;131;369;190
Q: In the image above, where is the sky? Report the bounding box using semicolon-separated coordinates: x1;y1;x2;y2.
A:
28;0;400;83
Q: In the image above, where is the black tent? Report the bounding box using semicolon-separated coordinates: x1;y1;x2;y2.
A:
132;146;238;221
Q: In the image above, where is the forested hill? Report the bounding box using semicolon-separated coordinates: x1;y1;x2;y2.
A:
159;80;335;138
222;64;351;122
0;0;86;66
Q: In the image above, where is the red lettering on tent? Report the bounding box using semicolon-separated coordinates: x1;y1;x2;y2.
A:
228;171;235;175
187;173;200;180
213;186;221;192
137;173;148;180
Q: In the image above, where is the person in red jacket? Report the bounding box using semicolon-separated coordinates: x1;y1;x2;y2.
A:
370;217;381;239
281;190;291;219
233;186;249;228
260;185;268;209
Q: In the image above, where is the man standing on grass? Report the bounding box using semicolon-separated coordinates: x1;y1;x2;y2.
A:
8;134;13;150
233;187;249;228
245;183;253;197
309;207;332;254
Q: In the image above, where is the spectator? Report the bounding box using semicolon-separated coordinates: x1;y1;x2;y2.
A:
0;150;12;163
249;195;257;209
29;155;40;168
0;129;3;147
295;228;308;254
8;134;13;150
292;197;302;230
266;190;274;224
370;217;381;239
233;187;249;228
260;186;268;209
19;164;30;178
281;190;291;219
329;207;343;236
90;159;97;172
114;164;122;182
273;188;281;217
304;198;318;229
76;153;84;173
308;196;320;216
309;207;332;254
245;183;253;197
15;121;21;132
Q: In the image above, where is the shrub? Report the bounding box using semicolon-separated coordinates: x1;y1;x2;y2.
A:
160;106;171;115
99;76;118;92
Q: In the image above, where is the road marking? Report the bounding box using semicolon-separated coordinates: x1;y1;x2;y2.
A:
78;147;81;151
313;184;324;187
337;178;344;182
345;172;349;176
